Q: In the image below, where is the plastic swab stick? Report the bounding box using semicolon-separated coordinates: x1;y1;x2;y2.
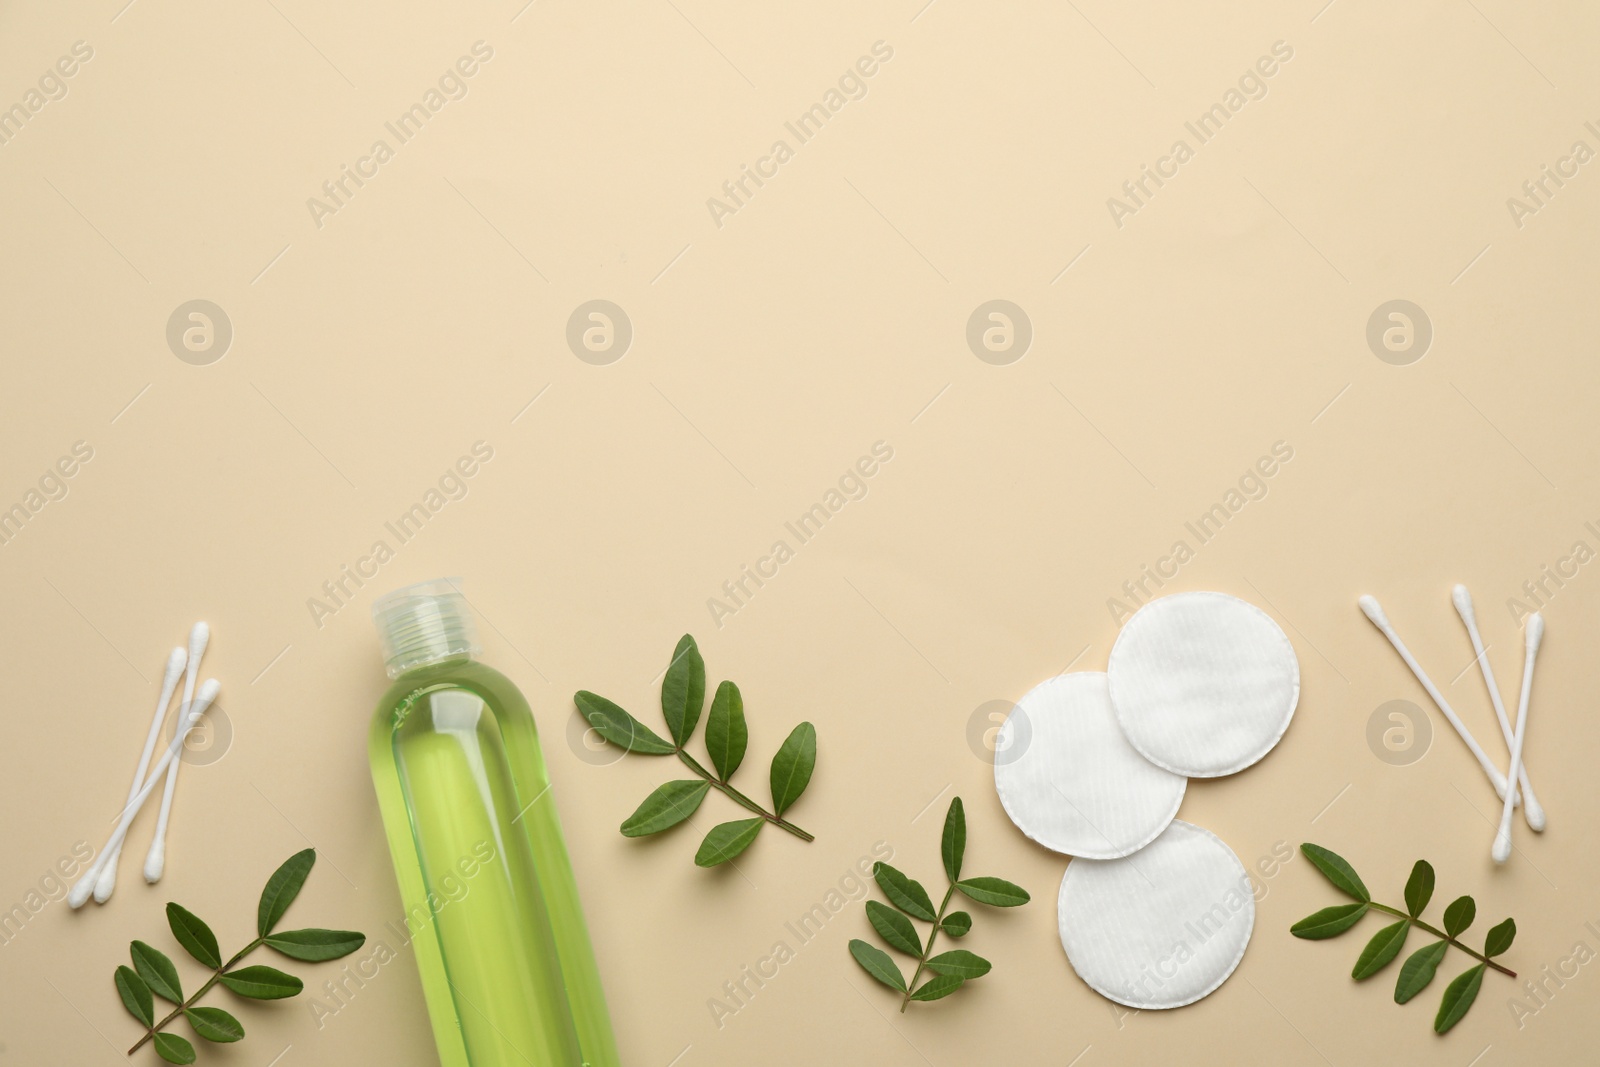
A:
145;622;208;883
69;679;220;909
1359;596;1511;802
1453;585;1545;831
1494;614;1542;864
93;647;186;904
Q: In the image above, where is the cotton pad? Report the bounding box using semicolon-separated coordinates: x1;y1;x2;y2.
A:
993;673;1186;859
1107;591;1299;777
1057;820;1254;1009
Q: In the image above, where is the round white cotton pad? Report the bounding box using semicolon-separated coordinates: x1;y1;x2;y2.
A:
993;673;1186;859
1057;820;1254;1009
1107;591;1299;777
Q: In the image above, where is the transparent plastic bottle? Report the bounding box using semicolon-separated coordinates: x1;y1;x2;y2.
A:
368;579;619;1067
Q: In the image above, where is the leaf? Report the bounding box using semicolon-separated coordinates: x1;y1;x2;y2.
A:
114;966;153;1028
694;818;763;867
131;941;183;1003
1300;843;1370;902
620;780;711;837
954;877;1030;908
925;949;992;979
941;912;973;938
909;974;965;1001
1404;860;1435;917
264;928;368;962
849;938;906;991
573;691;676;755
219;965;304;1000
1395;941;1449;1004
704;681;748;781
1484;918;1516;958
1352;920;1410;979
874;862;937;921
258;848;316;938
941;798;966;883
1443;895;1476;938
1435;964;1487;1033
660;635;706;746
153;1032;196;1065
1290;902;1369;940
166;903;221;970
865;900;922;957
769;722;817;817
185;1006;244;1043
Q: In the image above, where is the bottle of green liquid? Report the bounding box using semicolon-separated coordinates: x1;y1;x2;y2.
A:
367;579;619;1067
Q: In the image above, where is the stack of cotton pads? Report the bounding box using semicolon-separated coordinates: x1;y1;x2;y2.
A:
994;591;1300;1009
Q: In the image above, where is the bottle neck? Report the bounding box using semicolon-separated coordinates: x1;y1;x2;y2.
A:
371;580;482;680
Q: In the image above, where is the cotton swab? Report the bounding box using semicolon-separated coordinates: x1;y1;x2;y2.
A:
1453;585;1545;831
69;679;221;909
93;647;187;904
1494;614;1542;864
1359;595;1512;802
145;622;208;883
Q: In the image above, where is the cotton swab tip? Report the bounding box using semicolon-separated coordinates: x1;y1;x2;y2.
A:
162;647;188;688
143;840;165;884
1525;795;1547;831
93;861;117;903
188;621;210;658
68;873;95;909
1525;613;1544;653
1451;584;1476;622
1492;829;1512;864
194;677;220;710
1358;595;1388;628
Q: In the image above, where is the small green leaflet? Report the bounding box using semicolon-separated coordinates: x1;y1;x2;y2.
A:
769;722;816;817
132;941;183;1004
925;950;991;979
909;975;965;1001
1351;920;1409;980
184;1007;244;1043
153;1032;196;1065
1300;843;1369;902
620;780;711;837
942;798;966;883
849;939;906;991
166;904;221;970
115;966;154;1027
573;691;676;755
695;818;763;867
1395;941;1449;1004
1291;903;1369;940
263;928;367;963
704;681;747;781
1435;964;1486;1033
1404;860;1434;917
660;635;706;747
941;912;972;938
257;849;315;938
865;900;922;956
1443;895;1476;938
219;965;304;1000
874;862;937;921
954;877;1030;908
1484;918;1516;957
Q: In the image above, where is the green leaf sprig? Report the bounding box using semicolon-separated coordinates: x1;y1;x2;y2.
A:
575;634;817;867
116;849;366;1064
849;798;1029;1012
1290;843;1517;1034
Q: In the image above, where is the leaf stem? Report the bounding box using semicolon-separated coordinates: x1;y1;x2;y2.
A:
1368;903;1516;978
900;884;956;1013
128;939;263;1054
674;749;814;841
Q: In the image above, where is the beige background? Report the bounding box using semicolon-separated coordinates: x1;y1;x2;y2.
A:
3;1;1598;1064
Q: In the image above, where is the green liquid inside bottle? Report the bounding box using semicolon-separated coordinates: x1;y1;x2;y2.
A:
367;580;619;1067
